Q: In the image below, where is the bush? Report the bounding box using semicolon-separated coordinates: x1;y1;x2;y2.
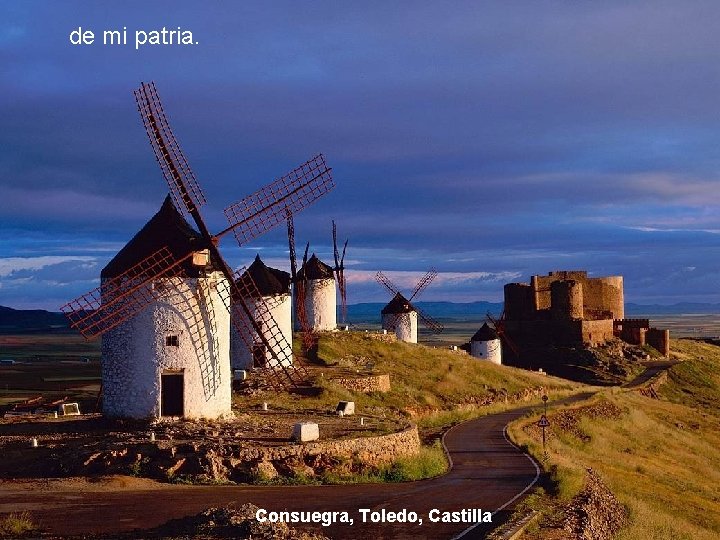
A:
0;512;35;537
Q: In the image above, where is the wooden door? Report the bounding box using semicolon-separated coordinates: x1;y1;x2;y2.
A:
161;373;184;417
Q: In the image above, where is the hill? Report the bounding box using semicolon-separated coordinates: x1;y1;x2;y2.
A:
508;338;720;539
0;306;69;333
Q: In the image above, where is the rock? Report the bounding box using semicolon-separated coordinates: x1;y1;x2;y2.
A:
564;469;629;540
166;458;186;477
252;460;278;481
336;401;355;416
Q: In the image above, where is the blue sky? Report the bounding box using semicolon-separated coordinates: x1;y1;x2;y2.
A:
2;1;720;309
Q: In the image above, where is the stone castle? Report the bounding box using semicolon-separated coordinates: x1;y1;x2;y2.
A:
503;270;669;355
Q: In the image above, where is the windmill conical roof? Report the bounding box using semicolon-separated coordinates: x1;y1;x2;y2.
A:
102;196;219;278
237;255;290;297
381;292;416;314
296;254;335;281
471;322;498;341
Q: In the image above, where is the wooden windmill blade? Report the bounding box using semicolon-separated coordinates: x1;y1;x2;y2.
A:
487;311;520;357
416;305;444;333
408;268;438;302
332;220;349;324
375;271;401;296
286;212;316;351
60;247;192;339
134;82;206;214
223;154;334;247
219;268;309;389
287;210;299;281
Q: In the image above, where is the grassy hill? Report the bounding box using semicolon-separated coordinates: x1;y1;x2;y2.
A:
508;338;720;539
236;331;581;436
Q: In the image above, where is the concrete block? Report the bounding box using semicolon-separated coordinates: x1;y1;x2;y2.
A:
233;369;247;381
336;401;355;416
60;403;80;416
292;422;319;442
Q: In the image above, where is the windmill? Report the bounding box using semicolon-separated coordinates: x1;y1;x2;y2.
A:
486;311;520;359
61;82;334;396
332;220;348;325
375;269;444;343
286;212;318;357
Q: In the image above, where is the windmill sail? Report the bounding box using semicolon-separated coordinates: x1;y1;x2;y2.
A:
223;154;334;247
134;82;207;214
61;247;192;339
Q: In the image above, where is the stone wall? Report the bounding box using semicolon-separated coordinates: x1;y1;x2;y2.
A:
511;271;624;322
646;328;670;357
362;331;397;343
234;424;419;466
81;424;420;481
330;374;391;393
580;319;615;346
102;273;231;420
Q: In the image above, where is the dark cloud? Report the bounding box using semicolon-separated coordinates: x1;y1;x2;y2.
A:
2;1;720;308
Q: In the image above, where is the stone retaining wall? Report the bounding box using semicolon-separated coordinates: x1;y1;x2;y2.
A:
82;423;420;482
330;374;391;393
230;423;418;466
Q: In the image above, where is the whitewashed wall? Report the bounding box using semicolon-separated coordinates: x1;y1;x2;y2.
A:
470;338;502;365
231;293;293;369
381;311;418;343
298;278;336;331
101;273;231;420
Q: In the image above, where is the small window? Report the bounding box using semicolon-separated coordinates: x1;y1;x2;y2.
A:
166;335;179;347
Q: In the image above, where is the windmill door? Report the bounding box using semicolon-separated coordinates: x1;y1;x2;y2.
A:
161;372;184;417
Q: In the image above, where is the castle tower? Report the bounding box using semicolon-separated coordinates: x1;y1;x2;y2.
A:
551;280;584;320
101;197;231;420
295;254;337;331
231;255;292;370
381;292;418;343
470;322;502;364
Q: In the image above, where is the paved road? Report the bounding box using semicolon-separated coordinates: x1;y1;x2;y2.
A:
0;394;592;539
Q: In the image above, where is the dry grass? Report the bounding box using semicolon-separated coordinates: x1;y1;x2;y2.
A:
0;512;35;537
234;331;580;428
509;338;720;539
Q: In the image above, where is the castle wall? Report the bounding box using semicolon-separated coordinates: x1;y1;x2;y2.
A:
382;311;417;343
101;273;231;420
521;271;624;321
231;293;293;370
297;278;337;331
504;283;535;321
582;276;624;320
470;338;502;364
579;319;615;346
646;328;670;357
615;319;650;345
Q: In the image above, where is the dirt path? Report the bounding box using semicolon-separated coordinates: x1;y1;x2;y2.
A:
0;393;593;539
623;360;677;388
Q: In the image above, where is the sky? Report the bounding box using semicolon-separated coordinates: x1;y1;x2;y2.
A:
2;1;720;310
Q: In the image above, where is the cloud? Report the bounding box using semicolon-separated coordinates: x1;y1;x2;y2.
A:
4;2;720;307
346;269;521;288
0;256;96;278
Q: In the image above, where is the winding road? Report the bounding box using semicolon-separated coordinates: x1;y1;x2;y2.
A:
0;394;592;539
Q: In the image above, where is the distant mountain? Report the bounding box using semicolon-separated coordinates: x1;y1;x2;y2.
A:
625;302;720;315
0;306;69;333
347;301;503;323
349;301;720;323
2;301;719;334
